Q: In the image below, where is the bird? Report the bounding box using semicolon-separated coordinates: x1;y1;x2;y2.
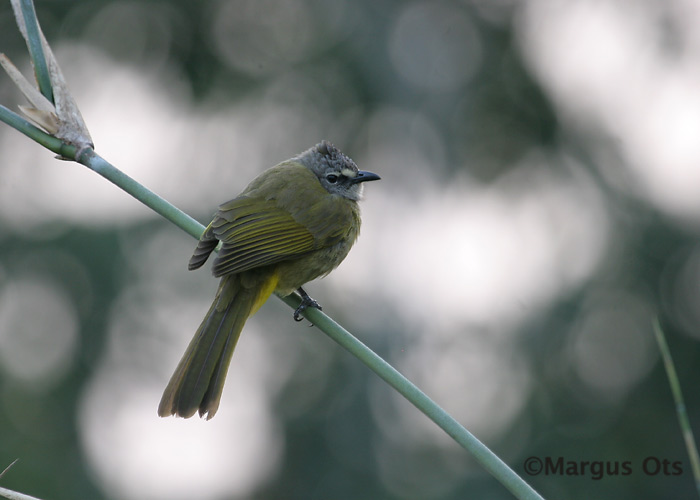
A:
158;140;380;419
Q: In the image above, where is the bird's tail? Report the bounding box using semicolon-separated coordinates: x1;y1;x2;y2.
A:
158;272;277;419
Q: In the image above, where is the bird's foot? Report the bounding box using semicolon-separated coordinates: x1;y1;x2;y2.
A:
294;288;322;322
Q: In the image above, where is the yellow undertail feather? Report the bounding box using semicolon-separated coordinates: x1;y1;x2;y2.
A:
251;272;279;316
158;271;278;419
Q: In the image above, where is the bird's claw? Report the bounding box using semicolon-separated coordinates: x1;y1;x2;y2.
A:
293;296;322;322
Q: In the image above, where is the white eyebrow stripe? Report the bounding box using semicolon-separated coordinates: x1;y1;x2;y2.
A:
341;168;357;177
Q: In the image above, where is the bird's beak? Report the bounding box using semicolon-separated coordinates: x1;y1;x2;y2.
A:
352;170;381;184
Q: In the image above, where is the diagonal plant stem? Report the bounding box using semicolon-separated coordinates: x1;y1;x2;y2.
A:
0;106;202;239
0;105;64;152
77;148;204;239
653;319;700;497
282;293;543;499
0;486;44;500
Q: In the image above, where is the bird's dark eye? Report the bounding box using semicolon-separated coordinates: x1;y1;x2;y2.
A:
326;174;339;184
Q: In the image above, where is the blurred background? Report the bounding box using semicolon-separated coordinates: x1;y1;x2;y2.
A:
1;0;700;499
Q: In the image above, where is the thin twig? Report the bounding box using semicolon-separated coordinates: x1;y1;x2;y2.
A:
0;461;46;500
653;318;700;497
0;460;19;481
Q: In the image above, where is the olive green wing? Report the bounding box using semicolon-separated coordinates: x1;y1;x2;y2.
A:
205;196;318;277
188;162;357;277
188;225;219;271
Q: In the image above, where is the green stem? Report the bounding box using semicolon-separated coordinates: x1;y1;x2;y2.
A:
0;486;44;500
77;149;204;239
653;319;700;497
0;106;202;239
19;0;53;103
0;105;68;154
282;293;544;500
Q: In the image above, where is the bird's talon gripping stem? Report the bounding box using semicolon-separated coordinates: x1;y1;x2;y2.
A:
294;287;322;321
